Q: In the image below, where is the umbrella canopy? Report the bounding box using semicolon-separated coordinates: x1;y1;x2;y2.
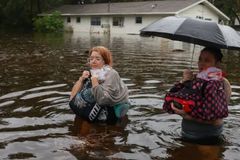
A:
140;16;240;50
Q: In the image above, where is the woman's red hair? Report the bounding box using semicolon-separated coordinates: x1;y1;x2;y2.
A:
89;46;113;66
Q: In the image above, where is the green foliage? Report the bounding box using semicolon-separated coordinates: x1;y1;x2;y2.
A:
210;0;240;25
33;11;64;32
0;0;64;30
0;0;32;28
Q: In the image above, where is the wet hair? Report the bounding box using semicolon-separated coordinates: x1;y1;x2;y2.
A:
201;47;223;63
89;46;113;66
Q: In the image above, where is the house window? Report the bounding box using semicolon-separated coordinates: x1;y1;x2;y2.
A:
67;17;71;23
135;17;142;24
196;16;203;20
91;17;101;26
205;18;212;21
219;20;224;24
76;17;81;23
112;17;124;27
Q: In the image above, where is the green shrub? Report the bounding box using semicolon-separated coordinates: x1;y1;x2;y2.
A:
33;11;64;32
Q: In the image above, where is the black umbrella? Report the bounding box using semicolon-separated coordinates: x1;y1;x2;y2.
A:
140;16;240;50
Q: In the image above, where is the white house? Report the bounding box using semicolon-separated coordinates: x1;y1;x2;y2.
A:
45;0;229;34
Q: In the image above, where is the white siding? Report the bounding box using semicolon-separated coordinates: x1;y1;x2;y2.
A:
62;4;222;34
64;15;169;34
110;15;166;34
67;16;90;32
178;4;219;22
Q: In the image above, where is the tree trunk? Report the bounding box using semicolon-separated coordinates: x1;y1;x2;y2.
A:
30;0;33;17
37;0;41;13
231;8;240;25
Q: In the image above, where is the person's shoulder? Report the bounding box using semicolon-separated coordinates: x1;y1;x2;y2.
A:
222;77;231;85
222;77;232;99
109;68;119;76
104;68;120;81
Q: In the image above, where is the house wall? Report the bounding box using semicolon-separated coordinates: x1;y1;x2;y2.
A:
110;15;165;34
65;16;90;32
64;15;168;34
63;4;221;34
64;16;112;33
178;4;219;22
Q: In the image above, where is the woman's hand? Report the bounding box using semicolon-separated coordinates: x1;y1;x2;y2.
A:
181;69;193;83
70;70;90;100
171;102;192;120
79;70;90;82
90;70;100;87
90;71;99;79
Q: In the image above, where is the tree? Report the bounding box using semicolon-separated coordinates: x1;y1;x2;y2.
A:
33;11;64;32
210;0;240;25
0;0;64;29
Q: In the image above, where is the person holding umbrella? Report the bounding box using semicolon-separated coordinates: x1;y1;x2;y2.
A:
140;16;239;143
163;47;231;142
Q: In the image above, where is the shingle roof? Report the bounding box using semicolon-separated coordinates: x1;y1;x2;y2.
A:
50;0;201;15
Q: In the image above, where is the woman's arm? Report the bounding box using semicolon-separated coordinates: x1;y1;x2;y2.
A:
223;77;232;104
92;70;128;106
70;71;90;100
70;77;84;100
91;71;118;105
91;76;99;88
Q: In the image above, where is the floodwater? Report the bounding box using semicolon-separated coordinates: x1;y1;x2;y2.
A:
0;32;240;160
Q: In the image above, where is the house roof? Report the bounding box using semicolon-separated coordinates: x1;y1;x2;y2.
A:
44;0;229;21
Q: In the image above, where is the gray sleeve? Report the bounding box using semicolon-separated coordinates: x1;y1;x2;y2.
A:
92;70;128;106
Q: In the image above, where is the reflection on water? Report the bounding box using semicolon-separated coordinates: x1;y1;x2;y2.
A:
166;143;226;160
0;32;240;159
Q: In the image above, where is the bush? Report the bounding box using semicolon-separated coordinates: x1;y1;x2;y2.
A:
33;11;64;32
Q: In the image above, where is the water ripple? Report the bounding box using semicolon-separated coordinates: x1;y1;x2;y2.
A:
0;33;239;160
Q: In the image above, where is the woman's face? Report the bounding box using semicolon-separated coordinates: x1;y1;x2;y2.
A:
89;51;105;69
198;51;216;71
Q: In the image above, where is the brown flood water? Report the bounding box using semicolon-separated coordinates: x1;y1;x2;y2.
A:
0;32;240;159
